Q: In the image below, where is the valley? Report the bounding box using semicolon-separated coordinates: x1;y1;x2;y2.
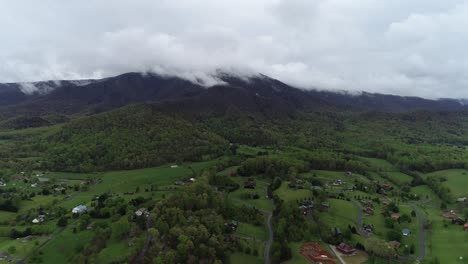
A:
0;73;466;263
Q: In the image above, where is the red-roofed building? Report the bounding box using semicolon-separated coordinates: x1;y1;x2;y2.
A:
391;213;400;220
336;243;357;255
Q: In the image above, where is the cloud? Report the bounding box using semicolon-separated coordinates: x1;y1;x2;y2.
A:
1;0;468;98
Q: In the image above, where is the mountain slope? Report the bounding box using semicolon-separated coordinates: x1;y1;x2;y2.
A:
42;104;229;172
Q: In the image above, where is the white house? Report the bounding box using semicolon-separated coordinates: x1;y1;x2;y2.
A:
72;205;87;214
170;165;179;168
457;197;467;203
32;215;45;224
135;208;149;217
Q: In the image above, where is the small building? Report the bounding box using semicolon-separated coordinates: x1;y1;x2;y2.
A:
364;207;374;215
331;179;344;186
174;181;185;186
38;177;49;182
402;228;411;236
442;210;458;219
345;171;353;176
54;186;66;192
311;185;323;191
321;202;330;210
336;243;356;255
363;223;375;233
72;205;87;214
456;197;467;203
391;213;400;220
464;223;468;231
382;183;393;190
32;215;45;224
31;183;38;188
0;252;9;261
332;227;342;236
135;208;149;217
244;178;256;189
225;220;239;232
21;235;34;242
0;182;6;187
170;165;178;168
452;217;465;225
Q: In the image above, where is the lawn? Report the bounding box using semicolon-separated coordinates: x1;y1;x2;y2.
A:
228;178;273;211
282;242;310;264
237;222;267;241
229;252;264;264
319;199;358;230
95;239;137;263
0;236;48;259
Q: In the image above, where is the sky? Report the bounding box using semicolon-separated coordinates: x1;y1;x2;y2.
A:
1;0;468;98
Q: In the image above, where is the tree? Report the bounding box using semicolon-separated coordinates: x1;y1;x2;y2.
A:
386;230;402;242
57;216;68;227
111;217;131;239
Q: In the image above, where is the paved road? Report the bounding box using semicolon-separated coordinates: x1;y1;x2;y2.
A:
132;216;154;264
264;211;273;264
408;203;425;261
346;197;369;238
264;189;274;264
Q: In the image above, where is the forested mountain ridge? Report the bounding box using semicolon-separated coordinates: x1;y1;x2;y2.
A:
0;71;467;125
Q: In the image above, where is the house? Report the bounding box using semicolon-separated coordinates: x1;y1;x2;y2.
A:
0;182;6;187
311;185;323;191
54;186;66;192
364;207;374;215
0;252;9;261
342;185;355;191
225;220;239;232
38;177;49;182
331;179;344;186
464;223;468;231
402;228;411;236
382;201;390;206
391;213;400;220
363;224;375;233
388;241;401;249
456;197;467;203
72;205;87;214
360;200;373;208
452;217;465;225
31;183;38;188
332;227;342;236
170;165;178;168
321;202;330;210
442;210;458;219
244;178;256;189
135;208;149;217
345;171;353;176
174;181;185;186
189;178;196;182
382;183;393;190
32;215;45;224
21;235;34;242
336;243;356;255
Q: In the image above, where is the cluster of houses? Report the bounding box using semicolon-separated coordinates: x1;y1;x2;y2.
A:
443;209;468;230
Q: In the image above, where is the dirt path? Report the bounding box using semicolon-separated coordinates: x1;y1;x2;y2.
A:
346;197;369;238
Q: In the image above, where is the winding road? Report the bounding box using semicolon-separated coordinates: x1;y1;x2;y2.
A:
407;203;425;261
264;189;274;264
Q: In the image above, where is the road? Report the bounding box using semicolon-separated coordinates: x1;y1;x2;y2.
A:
346;197;369;238
408;203;425;261
264;189;274;264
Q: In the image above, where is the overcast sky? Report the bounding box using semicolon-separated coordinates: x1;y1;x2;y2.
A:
1;0;468;98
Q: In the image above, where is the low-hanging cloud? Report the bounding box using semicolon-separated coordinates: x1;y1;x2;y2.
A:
1;0;468;98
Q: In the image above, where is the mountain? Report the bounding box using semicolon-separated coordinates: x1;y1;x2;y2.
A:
0;71;467;127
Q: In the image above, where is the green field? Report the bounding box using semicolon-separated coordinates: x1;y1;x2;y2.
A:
229;178;273;211
425;169;468;198
274;182;311;203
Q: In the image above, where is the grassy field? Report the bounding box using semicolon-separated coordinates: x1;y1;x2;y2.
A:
34;227;94;264
358;157;397;171
425;169;468;198
319;199;358;230
274;183;311;203
386;172;412;185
